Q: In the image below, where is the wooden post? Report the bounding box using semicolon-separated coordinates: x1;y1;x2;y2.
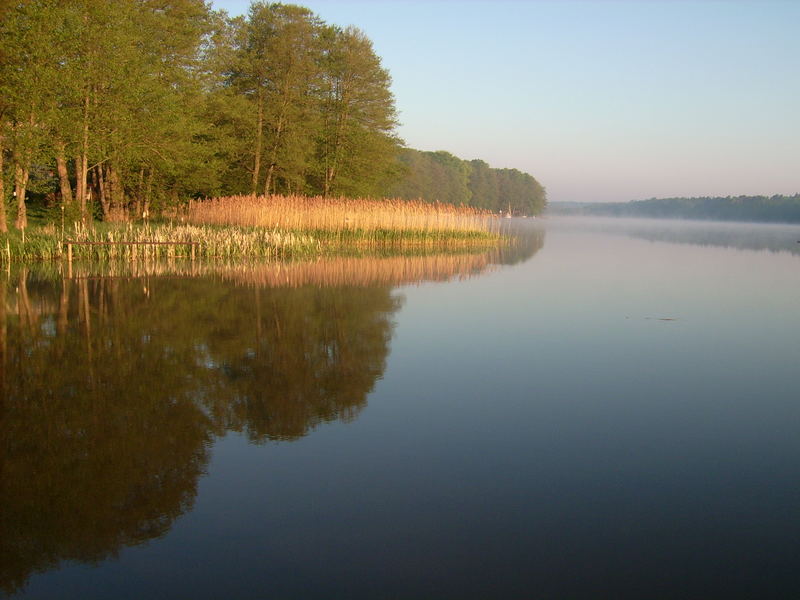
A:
191;243;196;261
67;242;72;264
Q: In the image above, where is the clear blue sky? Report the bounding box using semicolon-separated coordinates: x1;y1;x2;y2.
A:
211;0;800;203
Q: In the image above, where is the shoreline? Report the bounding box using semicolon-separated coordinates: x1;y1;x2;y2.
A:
0;221;504;264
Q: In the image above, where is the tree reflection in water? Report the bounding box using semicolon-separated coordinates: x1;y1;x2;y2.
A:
0;238;545;594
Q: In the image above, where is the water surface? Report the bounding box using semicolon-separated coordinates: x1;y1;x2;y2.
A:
4;218;800;598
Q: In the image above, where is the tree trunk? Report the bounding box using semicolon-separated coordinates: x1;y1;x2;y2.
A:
323;112;348;197
55;141;73;205
134;167;145;217
264;163;275;197
264;110;287;197
323;167;332;197
0;132;6;233
143;169;153;218
108;166;124;219
78;91;90;224
325;101;350;198
251;88;264;195
93;166;109;219
74;157;84;219
14;162;29;230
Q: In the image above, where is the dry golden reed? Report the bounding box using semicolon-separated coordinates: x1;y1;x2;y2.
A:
174;194;500;236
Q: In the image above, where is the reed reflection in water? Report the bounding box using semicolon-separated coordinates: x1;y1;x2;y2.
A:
0;241;547;596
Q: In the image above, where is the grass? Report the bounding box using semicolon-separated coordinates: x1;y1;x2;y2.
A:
0;222;320;262
1;194;503;263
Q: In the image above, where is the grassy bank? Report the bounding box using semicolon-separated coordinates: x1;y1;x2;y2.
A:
1;195;503;263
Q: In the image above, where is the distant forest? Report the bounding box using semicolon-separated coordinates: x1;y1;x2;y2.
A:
550;195;800;223
388;149;546;216
0;1;546;231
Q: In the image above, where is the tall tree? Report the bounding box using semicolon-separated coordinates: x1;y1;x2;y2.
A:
316;25;399;197
226;3;323;196
0;0;66;229
258;4;322;195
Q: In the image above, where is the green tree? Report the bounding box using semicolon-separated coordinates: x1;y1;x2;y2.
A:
468;159;499;210
225;3;323;195
77;0;212;219
315;25;400;197
0;0;68;228
387;149;545;214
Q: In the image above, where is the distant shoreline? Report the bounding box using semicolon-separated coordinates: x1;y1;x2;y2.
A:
548;195;800;225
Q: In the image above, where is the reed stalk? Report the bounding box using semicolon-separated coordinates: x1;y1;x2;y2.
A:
173;194;500;238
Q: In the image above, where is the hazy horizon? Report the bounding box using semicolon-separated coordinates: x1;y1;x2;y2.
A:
212;0;800;203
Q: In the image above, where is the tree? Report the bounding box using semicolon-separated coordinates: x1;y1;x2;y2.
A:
468;159;498;210
0;0;545;222
0;0;68;229
386;149;546;215
73;0;212;220
224;3;323;196
315;25;400;197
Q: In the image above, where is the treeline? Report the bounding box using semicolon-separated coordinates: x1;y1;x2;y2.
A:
550;195;800;223
388;149;547;215
0;1;547;234
0;0;400;231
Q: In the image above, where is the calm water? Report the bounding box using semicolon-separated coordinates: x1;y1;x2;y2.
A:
4;217;800;599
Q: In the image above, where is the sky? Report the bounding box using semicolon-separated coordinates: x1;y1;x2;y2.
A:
210;0;800;203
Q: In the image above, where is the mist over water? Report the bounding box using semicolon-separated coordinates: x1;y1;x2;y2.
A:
4;219;800;598
543;215;800;255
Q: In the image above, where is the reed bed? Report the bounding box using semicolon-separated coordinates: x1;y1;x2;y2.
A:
1;195;501;264
174;194;501;240
0;223;320;263
69;223;320;260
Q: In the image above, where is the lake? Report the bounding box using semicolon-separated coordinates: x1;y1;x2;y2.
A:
4;217;800;599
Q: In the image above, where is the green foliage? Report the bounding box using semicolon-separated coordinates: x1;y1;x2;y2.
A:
313;25;400;197
0;1;407;215
0;1;544;227
386;148;547;215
